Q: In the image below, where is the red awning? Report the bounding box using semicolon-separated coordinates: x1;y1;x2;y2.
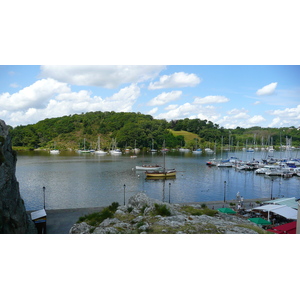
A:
266;221;297;234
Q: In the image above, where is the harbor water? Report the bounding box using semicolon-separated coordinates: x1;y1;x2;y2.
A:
16;150;300;211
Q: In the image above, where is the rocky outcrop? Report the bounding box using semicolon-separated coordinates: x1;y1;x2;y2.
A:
70;192;267;234
0;119;36;233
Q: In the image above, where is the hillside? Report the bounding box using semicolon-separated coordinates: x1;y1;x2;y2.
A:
8;111;300;150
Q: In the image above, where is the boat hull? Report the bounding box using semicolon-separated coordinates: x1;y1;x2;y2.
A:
145;170;176;178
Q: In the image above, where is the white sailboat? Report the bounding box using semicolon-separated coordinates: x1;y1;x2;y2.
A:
95;136;107;155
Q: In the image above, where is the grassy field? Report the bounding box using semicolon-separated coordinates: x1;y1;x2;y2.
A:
169;129;200;144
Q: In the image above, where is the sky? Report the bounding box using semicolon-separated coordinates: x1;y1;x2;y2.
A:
0;65;299;129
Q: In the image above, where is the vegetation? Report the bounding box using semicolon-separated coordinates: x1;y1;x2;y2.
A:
180;205;218;217
78;202;119;227
151;203;171;217
7;110;300;151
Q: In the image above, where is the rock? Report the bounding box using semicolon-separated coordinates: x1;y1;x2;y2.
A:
69;192;269;235
0;119;36;233
132;216;144;223
69;222;92;234
93;227;119;234
100;218;119;227
128;192;161;209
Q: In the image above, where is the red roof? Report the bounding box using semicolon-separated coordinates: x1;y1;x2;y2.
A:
266;221;297;234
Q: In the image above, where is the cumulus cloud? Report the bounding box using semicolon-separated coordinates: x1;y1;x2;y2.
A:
147;91;182;106
248;115;266;124
165;104;178;110
40;65;165;88
227;108;248;115
268;105;300;127
2;82;140;127
256;82;278;96
155;102;220;122
194;95;229;104
148;72;201;90
147;107;158;115
0;78;70;111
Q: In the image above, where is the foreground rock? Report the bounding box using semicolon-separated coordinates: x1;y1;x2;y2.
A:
0;119;36;233
70;192;268;234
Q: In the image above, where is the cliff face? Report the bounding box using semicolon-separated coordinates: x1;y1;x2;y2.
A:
0;119;36;233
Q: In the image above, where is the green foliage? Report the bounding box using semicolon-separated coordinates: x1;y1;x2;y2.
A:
77;202;119;227
108;202;120;213
9;111;300;150
152;203;171;217
180;206;218;217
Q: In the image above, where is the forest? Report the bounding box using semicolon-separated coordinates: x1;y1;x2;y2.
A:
7;111;300;150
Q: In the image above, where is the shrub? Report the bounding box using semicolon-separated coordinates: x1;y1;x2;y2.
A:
108;202;120;213
77;205;115;227
152;203;171;217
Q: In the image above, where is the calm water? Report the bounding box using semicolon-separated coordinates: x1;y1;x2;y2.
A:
16;150;300;211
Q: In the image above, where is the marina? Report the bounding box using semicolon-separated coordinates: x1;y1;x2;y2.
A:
16;149;300;211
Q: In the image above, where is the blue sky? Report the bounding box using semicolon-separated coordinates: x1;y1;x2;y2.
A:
0;65;299;128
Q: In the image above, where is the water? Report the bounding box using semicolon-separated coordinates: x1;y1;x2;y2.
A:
16;150;300;211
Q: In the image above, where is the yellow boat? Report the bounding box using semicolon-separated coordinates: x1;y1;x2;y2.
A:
145;169;176;178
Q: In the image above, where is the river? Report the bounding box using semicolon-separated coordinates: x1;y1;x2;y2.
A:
16;149;300;211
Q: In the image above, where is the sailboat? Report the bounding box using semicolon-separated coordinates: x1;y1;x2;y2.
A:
95;136;107;155
145;141;176;178
50;142;60;154
150;139;157;153
109;138;122;155
78;138;90;153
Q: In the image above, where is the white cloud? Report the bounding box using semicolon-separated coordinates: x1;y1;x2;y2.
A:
248;115;266;124
0;78;70;111
256;82;278;96
147;107;158;115
155;102;220;122
40;65;165;88
253;101;261;105
2;82;140;127
227;108;248;115
268;105;300;127
148;72;201;90
165;104;178;110
147;91;182;106
194;95;229;104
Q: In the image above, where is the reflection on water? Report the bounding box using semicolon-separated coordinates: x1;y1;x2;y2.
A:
16;150;300;210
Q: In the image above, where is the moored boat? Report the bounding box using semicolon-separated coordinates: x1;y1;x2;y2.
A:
136;164;163;170
145;168;176;178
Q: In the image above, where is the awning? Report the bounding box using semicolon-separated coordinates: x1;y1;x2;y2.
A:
266;221;297;234
31;209;47;221
252;205;297;220
263;197;298;209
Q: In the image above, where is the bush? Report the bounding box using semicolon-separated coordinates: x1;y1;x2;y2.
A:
108;202;120;213
77;203;117;227
152;203;171;217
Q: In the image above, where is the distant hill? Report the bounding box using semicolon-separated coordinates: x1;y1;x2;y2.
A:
8;111;300;150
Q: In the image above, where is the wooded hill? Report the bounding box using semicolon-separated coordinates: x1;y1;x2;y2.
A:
8;111;300;150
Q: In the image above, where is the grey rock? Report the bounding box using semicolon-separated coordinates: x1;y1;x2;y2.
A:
0;119;36;233
69;222;92;234
93;226;119;234
100;218;119;227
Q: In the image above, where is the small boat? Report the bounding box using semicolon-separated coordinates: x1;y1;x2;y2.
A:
206;158;218;166
110;149;122;155
192;148;202;154
146;140;175;178
136;164;163;170
50;149;60;154
145;168;176;178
